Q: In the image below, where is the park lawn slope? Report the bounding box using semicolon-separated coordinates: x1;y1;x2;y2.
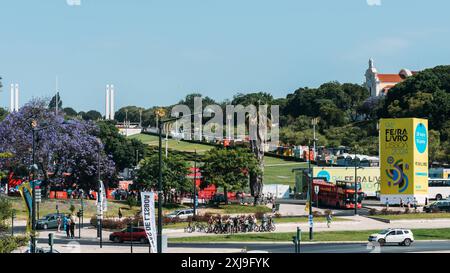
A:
169;228;450;243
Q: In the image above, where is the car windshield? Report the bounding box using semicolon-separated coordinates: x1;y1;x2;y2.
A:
379;229;390;235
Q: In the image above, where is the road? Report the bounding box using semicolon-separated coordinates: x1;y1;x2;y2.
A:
169;241;450;253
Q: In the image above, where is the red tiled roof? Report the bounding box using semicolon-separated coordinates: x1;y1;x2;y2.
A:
377;74;403;83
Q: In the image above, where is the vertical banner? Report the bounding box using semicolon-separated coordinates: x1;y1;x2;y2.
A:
18;182;33;233
141;191;157;253
97;180;108;217
380;118;428;204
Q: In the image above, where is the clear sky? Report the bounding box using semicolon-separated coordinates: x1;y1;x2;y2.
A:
1;0;449;113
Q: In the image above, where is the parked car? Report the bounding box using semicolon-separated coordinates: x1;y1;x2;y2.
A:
109;227;148;244
368;228;414;246
423;200;450;213
36;214;66;230
165;209;194;219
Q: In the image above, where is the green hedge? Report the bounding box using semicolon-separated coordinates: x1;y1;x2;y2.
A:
0;236;29;253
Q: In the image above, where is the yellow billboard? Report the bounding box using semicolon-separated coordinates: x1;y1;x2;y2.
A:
380;118;428;204
313;167;380;197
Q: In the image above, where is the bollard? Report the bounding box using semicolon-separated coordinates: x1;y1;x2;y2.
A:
297;227;302;253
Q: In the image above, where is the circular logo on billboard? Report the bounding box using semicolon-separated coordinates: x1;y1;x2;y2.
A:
415;123;427;154
387;156;394;165
317;170;331;182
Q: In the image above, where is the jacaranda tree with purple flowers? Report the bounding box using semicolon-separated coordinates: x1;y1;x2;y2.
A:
0;99;116;192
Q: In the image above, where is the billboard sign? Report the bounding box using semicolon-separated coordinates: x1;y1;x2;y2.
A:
313;167;380;197
380;118;428;204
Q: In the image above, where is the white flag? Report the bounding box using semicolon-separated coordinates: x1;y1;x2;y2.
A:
141;191;158;253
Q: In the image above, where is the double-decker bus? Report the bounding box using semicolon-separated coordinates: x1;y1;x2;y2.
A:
312;180;364;209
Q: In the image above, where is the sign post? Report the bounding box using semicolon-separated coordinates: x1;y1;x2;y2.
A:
314;186;320;208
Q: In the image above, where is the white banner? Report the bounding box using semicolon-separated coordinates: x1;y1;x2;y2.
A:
97;180;108;219
141;191;157;253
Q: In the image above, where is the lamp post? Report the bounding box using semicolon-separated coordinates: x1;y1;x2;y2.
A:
354;148;361;216
96;138;103;248
308;142;313;240
154;109;202;253
193;149;197;217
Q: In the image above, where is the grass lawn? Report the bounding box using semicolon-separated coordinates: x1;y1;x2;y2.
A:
373;213;450;221
129;134;212;154
130;134;310;186
169;228;450;243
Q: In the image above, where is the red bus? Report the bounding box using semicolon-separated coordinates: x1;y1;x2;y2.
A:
312;180;364;209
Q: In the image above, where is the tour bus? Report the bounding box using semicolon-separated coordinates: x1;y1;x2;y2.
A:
312;180;364;209
428;178;450;200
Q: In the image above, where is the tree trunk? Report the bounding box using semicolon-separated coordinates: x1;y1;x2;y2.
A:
249;106;267;206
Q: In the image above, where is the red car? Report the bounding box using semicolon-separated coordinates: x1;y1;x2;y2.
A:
109;227;149;244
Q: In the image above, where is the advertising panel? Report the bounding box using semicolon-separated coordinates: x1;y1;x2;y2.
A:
380;118;428;204
313;167;380;197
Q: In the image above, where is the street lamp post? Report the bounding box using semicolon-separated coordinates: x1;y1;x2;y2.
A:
308;143;313;240
96;139;103;248
155;110;202;253
193;150;197;217
31;122;37;253
354;148;361;216
157;115;163;253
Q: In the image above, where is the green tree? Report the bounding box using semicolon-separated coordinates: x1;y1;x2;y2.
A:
63;107;78;117
134;154;190;204
202;147;261;204
82;110;102;121
96;121;147;171
48;92;62;111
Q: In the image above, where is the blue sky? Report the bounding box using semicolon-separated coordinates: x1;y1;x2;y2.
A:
1;0;449;112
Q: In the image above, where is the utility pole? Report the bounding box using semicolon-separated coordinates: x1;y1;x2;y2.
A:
31;122;37;253
193;150;197;217
157;114;163;253
308;142;313;240
354;148;359;216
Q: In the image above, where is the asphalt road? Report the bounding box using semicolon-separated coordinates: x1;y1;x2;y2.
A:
169;241;450;253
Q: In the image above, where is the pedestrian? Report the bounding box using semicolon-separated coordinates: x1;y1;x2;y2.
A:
400;198;404;208
118;208;123;219
272;202;276;214
57;216;62;233
65;216;71;238
385;198;389;209
326;212;333;228
70;215;76;239
413;197;418;211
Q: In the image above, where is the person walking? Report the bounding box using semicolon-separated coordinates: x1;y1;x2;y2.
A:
118;208;123;219
326;212;333;228
65;216;71;239
70;215;76;239
57;216;62;233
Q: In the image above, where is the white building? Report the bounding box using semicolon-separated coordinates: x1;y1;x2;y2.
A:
365;59;418;97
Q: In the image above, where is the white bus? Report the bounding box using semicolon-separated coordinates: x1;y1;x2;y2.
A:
428;179;450;200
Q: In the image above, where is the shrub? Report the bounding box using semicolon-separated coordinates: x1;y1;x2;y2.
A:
0;235;28;253
90;215;142;230
69;204;76;214
126;197;138;209
369;208;378;215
